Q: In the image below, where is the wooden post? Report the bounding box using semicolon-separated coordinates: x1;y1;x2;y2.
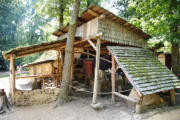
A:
136;97;143;114
113;92;137;104
10;54;15;102
42;77;45;89
92;38;101;104
111;55;116;102
56;50;61;87
170;89;176;105
59;51;64;82
69;52;74;93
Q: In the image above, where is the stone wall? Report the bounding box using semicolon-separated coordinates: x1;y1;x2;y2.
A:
14;88;60;106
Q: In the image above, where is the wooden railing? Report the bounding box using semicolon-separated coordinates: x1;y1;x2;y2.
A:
15;74;61;88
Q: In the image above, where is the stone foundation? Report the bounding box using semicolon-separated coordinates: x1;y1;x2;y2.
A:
14;88;60;106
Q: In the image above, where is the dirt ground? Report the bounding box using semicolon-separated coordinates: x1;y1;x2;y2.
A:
0;72;10;94
1;72;180;120
0;95;180;120
0;71;9;77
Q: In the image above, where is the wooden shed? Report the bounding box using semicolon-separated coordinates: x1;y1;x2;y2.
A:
3;5;180;112
157;52;172;70
23;50;61;88
24;50;58;75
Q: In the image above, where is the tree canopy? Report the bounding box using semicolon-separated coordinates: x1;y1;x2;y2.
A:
1;0;179;74
0;0;104;70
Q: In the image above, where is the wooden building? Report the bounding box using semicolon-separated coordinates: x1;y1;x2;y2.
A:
24;50;58;75
157;53;172;70
3;5;180;113
23;50;61;88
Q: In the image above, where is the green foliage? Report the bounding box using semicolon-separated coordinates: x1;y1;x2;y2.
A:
0;0;26;69
0;0;25;50
87;0;102;6
113;0;133;20
128;0;180;45
0;0;55;69
35;0;73;25
112;0;180;57
35;0;103;25
114;0;180;50
0;0;104;70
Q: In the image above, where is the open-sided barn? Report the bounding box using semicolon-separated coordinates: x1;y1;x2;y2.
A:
3;5;180;113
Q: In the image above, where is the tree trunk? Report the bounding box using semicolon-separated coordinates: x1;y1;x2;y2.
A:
56;0;80;105
169;0;180;75
0;89;11;114
59;7;64;28
171;42;180;75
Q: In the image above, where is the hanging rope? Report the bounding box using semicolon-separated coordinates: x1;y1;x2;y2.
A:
59;81;131;95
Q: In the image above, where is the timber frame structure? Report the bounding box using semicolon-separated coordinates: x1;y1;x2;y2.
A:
3;5;180;113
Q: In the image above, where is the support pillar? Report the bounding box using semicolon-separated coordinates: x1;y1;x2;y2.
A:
136;97;143;114
170;89;176;105
92;38;101;104
60;51;64;80
56;50;61;87
69;51;74;93
10;54;15;102
111;55;116;102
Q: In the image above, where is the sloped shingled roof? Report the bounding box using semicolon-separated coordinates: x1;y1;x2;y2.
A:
108;46;180;95
24;50;57;67
53;5;150;39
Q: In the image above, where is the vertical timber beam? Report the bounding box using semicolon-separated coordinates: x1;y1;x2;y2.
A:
57;50;61;87
10;54;15;102
60;51;64;80
111;55;116;102
170;89;176;105
42;77;45;89
136;96;143;114
69;51;74;93
92;37;101;104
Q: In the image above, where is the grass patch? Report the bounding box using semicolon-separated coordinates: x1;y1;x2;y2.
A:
0;75;9;79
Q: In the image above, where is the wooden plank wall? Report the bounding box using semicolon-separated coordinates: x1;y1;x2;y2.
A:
57;17;147;48
98;18;147;47
29;62;54;76
58;17;99;40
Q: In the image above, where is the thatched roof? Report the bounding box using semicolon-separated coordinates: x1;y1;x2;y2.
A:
24;50;57;67
2;37;81;60
108;46;180;95
53;5;150;39
2;39;65;60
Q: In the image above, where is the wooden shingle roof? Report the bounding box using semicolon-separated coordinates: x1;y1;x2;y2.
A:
53;5;150;39
2;37;81;60
24;50;57;67
108;46;180;95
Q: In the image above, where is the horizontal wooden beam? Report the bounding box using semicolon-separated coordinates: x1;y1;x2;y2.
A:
74;51;111;63
98;14;106;20
78;17;87;23
60;39;88;49
113;92;137;104
89;32;103;39
15;74;60;79
84;40;107;49
5;38;82;60
13;46;63;60
87;9;99;17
